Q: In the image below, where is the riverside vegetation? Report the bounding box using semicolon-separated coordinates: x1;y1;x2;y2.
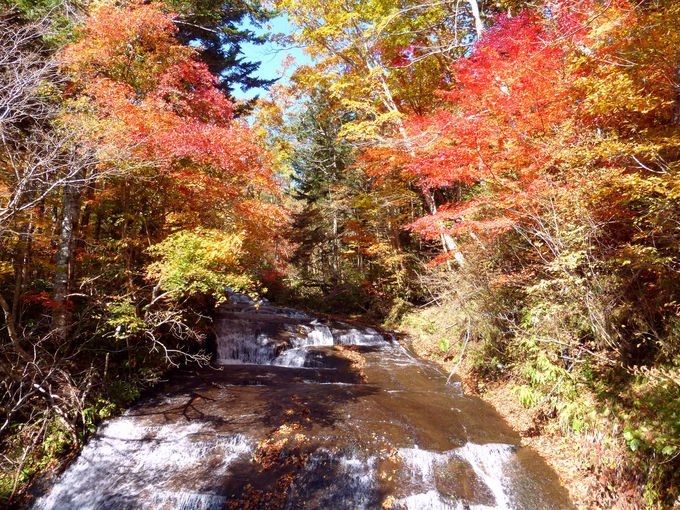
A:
1;0;680;508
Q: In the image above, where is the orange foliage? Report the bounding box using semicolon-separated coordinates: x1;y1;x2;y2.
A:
59;1;287;277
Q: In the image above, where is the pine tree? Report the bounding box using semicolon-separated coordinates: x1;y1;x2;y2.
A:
167;0;277;104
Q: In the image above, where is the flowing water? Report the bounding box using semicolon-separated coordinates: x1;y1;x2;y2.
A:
32;300;574;510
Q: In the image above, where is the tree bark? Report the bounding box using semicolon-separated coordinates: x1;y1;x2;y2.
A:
11;219;33;330
332;210;339;277
672;55;680;125
467;0;483;40
0;292;29;359
52;183;82;338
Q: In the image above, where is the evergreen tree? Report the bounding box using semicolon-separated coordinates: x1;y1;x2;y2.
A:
168;0;277;103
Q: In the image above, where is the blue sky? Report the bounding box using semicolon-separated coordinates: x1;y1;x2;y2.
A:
233;16;312;101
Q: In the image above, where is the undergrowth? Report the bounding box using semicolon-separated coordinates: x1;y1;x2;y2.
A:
0;372;144;506
393;246;680;509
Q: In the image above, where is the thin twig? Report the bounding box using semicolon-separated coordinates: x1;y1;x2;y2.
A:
447;318;471;384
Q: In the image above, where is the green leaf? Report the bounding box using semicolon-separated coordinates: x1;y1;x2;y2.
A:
661;445;677;456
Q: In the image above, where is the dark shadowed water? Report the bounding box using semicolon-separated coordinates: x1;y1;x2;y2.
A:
32;301;574;510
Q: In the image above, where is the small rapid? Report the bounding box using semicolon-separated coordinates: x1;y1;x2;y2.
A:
214;303;386;365
32;299;574;510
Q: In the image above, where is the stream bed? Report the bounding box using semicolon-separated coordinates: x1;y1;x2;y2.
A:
32;301;574;509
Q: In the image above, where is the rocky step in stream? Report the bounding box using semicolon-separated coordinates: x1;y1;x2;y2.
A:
32;301;574;510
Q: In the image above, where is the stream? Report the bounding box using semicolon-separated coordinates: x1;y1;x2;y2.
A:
32;300;574;509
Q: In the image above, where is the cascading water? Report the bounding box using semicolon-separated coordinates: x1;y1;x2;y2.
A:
31;299;574;510
214;303;386;366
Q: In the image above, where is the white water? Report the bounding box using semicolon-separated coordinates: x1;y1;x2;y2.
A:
397;443;514;509
33;418;253;510
214;305;391;366
456;443;515;509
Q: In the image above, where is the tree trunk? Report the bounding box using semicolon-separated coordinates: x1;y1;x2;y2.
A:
422;190;465;266
467;0;483;40
120;179;132;288
0;293;29;359
52;183;82;338
672;56;680;124
332;211;339;278
11;218;33;329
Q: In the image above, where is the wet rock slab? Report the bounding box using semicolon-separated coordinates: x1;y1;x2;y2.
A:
33;307;575;510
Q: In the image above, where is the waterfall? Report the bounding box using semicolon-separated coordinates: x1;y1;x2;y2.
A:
214;303;390;366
